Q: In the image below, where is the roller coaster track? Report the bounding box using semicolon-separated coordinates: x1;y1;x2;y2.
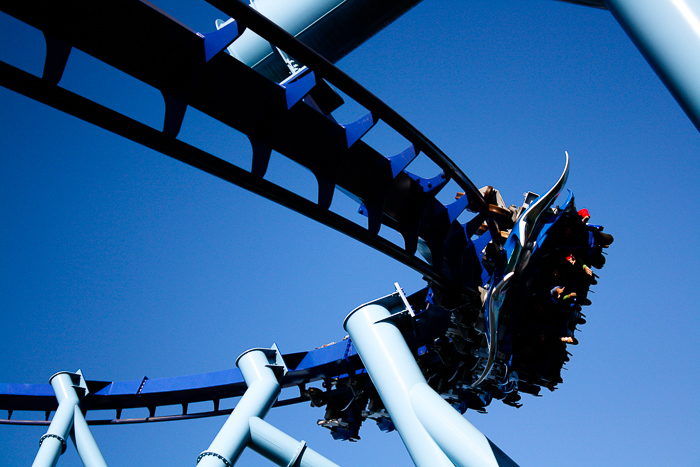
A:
0;338;364;425
0;0;515;426
0;14;627;467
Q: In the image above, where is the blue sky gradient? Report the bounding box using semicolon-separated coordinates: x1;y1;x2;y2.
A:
1;1;699;466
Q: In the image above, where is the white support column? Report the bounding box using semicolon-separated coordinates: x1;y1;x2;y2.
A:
605;0;700;131
343;302;454;467
198;345;343;466
344;297;519;467
248;417;341;467
31;373;78;467
71;405;108;467
197;348;284;467
32;371;107;467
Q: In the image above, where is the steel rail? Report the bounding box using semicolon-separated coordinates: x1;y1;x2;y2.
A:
0;395;311;427
0;60;451;289
205;0;489;214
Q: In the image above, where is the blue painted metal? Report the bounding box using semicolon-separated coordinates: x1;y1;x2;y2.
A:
604;0;700;131
533;190;574;247
281;69;317;110
388;146;418;179
407;171;449;196
202;19;245;62
446;193;472;224
0;342;356;424
343;112;378;148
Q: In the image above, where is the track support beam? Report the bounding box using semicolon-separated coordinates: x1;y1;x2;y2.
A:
605;0;700;131
343;294;518;467
197;345;339;467
32;371;108;467
249;417;340;467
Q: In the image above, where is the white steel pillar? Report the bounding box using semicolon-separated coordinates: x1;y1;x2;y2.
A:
32;371;107;467
344;297;518;467
197;348;282;467
605;0;700;131
197;345;341;467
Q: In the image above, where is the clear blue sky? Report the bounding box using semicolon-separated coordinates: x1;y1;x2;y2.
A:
1;1;699;466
